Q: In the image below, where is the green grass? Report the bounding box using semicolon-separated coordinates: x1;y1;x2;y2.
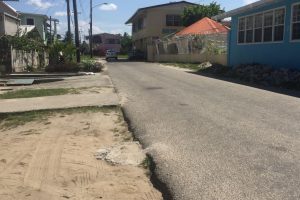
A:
118;54;129;59
81;55;97;62
0;88;79;99
161;62;201;70
0;106;119;130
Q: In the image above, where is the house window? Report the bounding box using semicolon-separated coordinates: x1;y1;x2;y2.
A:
246;16;254;43
137;18;144;30
26;18;34;25
263;11;273;42
254;14;263;42
238;17;246;43
238;7;285;44
274;8;285;41
292;3;300;40
166;15;181;26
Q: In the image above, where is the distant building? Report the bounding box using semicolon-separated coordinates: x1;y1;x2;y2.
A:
19;12;49;44
0;2;20;36
213;0;300;69
125;1;197;54
87;33;122;56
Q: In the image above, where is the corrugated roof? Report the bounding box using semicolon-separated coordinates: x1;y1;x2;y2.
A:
125;1;197;24
176;17;229;36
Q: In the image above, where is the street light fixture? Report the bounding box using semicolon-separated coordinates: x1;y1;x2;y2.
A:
90;1;108;58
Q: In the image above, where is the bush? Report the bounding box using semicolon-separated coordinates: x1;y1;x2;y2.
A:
79;61;103;72
45;62;80;73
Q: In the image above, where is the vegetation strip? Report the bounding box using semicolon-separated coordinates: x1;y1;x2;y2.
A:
0;88;79;99
0;106;118;130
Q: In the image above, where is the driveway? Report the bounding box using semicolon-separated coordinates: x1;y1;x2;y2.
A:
107;61;300;200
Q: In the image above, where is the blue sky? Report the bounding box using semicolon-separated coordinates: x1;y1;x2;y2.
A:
6;0;256;37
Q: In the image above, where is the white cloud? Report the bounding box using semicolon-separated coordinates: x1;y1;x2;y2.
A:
27;0;54;10
99;3;118;11
243;0;256;5
54;11;67;17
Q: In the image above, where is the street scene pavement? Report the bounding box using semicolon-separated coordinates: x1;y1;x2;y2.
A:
107;61;300;200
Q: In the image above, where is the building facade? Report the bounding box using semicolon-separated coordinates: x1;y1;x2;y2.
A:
0;2;20;36
87;33;122;56
214;0;300;69
125;1;196;54
19;12;48;44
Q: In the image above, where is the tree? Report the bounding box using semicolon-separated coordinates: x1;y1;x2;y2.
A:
63;31;74;43
120;32;132;54
80;41;89;55
182;2;224;27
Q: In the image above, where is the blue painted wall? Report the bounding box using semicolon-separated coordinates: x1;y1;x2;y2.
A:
229;0;300;69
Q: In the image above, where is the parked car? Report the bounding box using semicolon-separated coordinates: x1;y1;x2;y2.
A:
128;50;145;61
105;50;118;61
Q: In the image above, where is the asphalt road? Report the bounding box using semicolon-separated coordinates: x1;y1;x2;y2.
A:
107;61;300;200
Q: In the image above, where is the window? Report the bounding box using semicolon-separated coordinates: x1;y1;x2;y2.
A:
166;15;181;26
26;18;34;25
292;3;300;40
254;14;263;42
274;8;285;41
263;11;273;42
238;7;285;44
246;16;254;43
137;18;144;30
238;17;246;43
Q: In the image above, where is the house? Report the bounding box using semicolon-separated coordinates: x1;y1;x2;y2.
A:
0;2;20;36
213;0;300;69
19;12;48;44
87;33;122;56
125;1;197;54
176;17;229;36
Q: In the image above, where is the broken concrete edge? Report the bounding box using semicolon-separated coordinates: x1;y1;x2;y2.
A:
120;106;173;200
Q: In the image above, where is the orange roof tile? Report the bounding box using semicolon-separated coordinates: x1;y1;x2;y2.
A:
176;17;229;36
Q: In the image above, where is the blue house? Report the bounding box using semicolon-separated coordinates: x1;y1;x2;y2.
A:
213;0;300;69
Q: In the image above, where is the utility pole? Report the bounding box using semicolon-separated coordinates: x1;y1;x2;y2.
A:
89;0;93;58
73;0;81;63
49;16;52;44
66;0;71;42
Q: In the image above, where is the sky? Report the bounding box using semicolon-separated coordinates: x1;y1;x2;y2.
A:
6;0;257;38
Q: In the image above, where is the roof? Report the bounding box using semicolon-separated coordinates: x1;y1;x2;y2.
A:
213;0;283;20
125;1;197;24
176;17;229;36
19;25;37;37
0;2;18;17
18;12;48;20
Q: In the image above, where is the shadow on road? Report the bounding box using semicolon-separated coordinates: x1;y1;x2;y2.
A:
188;71;300;99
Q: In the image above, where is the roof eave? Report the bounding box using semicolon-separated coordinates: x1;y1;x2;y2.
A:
125;1;198;24
212;0;278;20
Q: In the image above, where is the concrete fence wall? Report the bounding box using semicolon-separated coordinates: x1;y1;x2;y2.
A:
11;49;48;72
147;45;228;66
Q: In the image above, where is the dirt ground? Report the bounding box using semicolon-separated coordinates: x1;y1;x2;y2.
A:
0;108;162;200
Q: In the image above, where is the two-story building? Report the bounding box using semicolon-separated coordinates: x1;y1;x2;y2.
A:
0;2;20;36
19;12;49;44
125;1;196;55
87;33;122;56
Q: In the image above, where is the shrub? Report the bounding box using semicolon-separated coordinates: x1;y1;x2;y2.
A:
45;62;80;73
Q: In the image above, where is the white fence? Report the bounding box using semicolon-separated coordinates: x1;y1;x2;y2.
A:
148;33;228;66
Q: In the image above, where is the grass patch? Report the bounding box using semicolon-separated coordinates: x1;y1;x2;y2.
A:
0;88;79;99
0;106;119;130
118;54;129;59
161;62;201;71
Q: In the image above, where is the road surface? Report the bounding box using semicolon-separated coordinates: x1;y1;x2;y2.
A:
107;61;300;200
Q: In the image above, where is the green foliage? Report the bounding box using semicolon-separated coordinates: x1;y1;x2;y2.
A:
182;2;224;27
48;41;76;65
120;32;132;54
